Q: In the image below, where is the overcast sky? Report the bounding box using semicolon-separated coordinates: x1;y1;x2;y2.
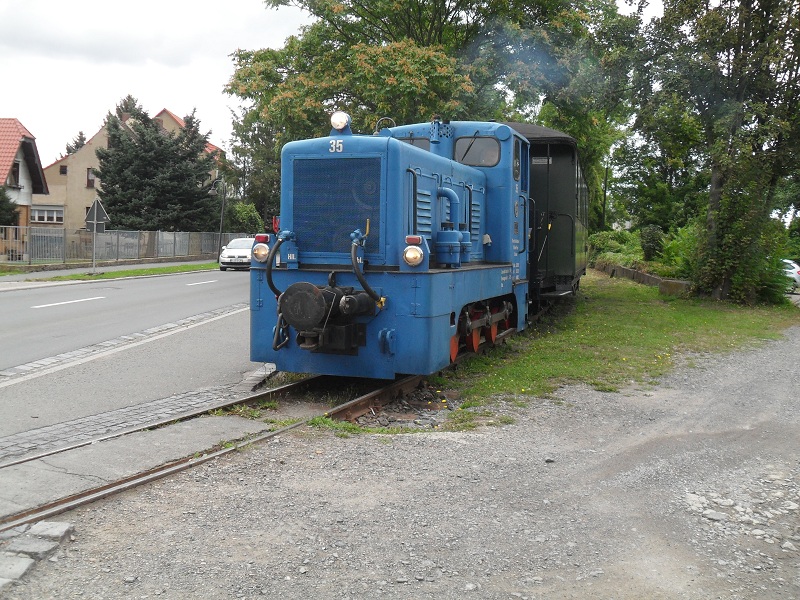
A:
2;0;659;169
0;0;311;166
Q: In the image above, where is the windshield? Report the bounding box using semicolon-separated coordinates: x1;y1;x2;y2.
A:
454;136;500;167
226;238;254;249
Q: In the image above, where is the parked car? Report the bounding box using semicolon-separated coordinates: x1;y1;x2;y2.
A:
783;259;800;293
219;238;255;271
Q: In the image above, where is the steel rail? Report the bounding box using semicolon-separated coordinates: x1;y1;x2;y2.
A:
0;329;518;532
0;375;409;532
0;376;327;470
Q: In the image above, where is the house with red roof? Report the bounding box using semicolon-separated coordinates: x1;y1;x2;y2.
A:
36;108;223;233
0;118;49;227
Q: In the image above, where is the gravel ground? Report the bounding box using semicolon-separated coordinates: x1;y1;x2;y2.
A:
5;327;800;600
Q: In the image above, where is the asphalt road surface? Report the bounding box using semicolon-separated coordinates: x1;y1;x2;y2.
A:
0;270;249;371
0;269;257;438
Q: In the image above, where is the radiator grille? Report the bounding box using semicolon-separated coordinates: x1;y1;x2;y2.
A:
292;157;382;255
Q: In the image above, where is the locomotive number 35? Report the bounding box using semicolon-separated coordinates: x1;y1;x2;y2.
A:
329;140;344;153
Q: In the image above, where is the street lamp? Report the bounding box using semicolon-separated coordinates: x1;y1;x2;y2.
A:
209;179;227;262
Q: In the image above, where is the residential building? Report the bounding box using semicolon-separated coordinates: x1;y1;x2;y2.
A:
0;118;49;261
0;118;49;226
35;109;222;233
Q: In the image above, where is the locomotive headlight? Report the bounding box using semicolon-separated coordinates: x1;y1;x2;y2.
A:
402;245;424;267
252;243;270;263
331;111;351;131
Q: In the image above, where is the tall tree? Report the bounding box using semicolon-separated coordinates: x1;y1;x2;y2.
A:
95;100;217;231
228;29;476;145
640;0;800;301
115;94;144;119
64;131;86;156
612;91;707;231
221;110;282;223
228;0;639;229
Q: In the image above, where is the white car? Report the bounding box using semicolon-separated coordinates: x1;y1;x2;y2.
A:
783;259;800;293
219;238;255;271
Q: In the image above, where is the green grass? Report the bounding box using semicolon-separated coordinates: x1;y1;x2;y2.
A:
306;415;413;437
39;262;218;281
444;270;800;401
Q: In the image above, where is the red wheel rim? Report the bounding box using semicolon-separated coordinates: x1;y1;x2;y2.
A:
450;335;459;362
485;322;498;344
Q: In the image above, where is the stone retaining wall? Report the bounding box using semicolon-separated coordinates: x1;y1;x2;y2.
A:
595;263;692;297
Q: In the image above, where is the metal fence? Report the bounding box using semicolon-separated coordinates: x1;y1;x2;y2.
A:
0;227;249;265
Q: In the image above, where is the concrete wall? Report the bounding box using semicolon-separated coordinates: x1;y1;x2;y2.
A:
595;263;692;297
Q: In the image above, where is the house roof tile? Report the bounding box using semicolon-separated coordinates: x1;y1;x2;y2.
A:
0;118;36;185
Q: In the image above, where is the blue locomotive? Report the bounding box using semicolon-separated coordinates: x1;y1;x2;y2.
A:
249;112;588;379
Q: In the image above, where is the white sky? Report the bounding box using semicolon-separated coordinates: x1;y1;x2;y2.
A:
0;0;311;167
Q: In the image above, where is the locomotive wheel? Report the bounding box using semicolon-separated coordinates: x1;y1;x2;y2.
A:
466;327;481;353
450;334;459;362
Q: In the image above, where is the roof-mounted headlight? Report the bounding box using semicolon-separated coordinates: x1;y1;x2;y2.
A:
331;111;351;131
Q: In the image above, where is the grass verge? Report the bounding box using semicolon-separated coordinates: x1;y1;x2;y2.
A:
439;270;800;402
30;262;218;281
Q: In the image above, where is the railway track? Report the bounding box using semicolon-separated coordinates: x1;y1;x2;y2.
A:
0;373;426;532
0;327;516;533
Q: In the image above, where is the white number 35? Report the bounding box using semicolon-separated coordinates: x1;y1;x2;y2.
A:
329;140;343;153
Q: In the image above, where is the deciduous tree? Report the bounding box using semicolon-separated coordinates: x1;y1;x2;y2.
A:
227;0;639;230
639;0;800;301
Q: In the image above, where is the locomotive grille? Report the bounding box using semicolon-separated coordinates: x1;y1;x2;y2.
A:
292;157;382;256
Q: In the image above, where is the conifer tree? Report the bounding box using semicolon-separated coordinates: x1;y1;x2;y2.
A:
0;187;18;226
95;98;217;231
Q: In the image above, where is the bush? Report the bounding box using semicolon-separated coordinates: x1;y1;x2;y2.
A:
226;201;264;234
640;225;663;261
660;220;701;280
588;230;637;264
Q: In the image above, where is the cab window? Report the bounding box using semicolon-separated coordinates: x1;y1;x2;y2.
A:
399;137;431;151
454;137;500;167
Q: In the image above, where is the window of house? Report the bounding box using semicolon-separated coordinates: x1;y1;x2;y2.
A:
86;168;96;188
8;161;21;187
60;165;68;175
31;208;64;223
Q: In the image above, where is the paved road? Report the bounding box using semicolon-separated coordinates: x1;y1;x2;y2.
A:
0;264;269;534
0;268;249;371
0;265;261;439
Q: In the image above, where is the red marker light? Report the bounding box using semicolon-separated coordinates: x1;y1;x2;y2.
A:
405;235;423;245
255;234;270;243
